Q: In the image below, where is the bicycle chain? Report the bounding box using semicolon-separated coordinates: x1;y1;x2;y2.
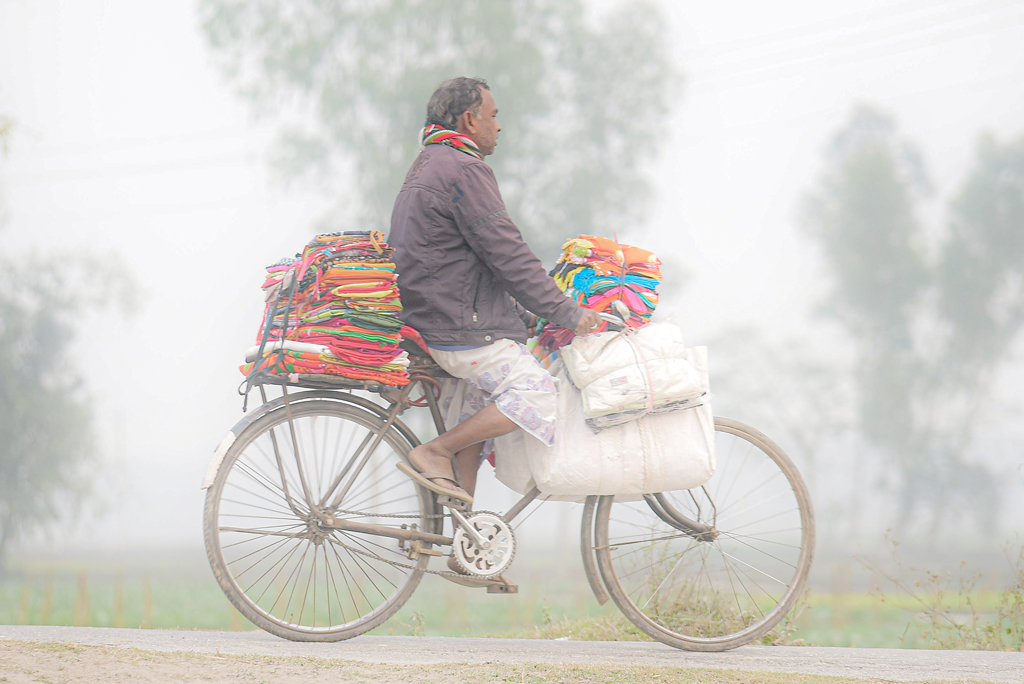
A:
334;508;448;520
330;512;515;584
326;509;502;581
330;530;475;581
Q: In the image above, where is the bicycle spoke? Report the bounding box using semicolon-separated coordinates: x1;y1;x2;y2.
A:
335;530;404;563
595;419;813;647
209;402;429;637
641;547;690;610
723;530;803;546
224;479;304;516
715;532;798;569
219;525;306;537
219;497;295;517
342;477;415;513
719;549;788;588
333;541;378;611
296;542;318;628
722;505;799;531
228;533;295;567
328;535;398;594
714;471;785;519
251;536;306;604
723;554;766;619
603;532;691;548
231;533;304;581
324;544;344;625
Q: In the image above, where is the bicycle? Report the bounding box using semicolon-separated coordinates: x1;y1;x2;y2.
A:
202;337;815;652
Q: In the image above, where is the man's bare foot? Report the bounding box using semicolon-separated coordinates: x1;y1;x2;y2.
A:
407;442;470;499
408;442;455;475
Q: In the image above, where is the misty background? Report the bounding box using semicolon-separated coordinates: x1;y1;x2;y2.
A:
1;0;1023;598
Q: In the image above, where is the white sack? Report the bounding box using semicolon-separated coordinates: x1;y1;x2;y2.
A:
562;323;705;416
494;347;715;497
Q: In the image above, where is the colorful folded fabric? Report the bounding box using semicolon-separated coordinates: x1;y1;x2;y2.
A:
243;231;411;386
534;235;663;368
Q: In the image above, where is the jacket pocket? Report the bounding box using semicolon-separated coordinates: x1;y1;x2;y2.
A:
471;272;483;324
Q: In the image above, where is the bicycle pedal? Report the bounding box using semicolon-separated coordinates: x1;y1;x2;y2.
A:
436;495;470;512
487;580;518;594
408;540;444;559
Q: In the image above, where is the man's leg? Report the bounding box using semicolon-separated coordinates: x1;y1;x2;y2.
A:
408;403;517;496
447;442;486;574
453;444;484;497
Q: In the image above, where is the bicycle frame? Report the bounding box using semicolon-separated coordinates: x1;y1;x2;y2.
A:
205;371;815;648
213;379;549;553
203;375;720;605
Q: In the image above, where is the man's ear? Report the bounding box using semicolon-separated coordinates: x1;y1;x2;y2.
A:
460;110;478;135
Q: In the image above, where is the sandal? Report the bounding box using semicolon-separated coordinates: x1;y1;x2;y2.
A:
396;460;474;505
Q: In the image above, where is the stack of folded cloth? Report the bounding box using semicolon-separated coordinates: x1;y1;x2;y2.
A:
533;235;662;368
241;231;411;386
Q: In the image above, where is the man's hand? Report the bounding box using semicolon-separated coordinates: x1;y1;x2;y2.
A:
574;309;604;337
525;314;540;337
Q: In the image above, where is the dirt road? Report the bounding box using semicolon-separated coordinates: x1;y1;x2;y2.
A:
1;625;1021;683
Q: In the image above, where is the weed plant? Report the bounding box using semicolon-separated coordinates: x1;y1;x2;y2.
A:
859;534;1024;651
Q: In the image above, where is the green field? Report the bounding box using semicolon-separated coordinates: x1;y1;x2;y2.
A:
2;559;1016;649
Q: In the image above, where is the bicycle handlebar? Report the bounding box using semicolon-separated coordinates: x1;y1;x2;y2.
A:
598;312;627;330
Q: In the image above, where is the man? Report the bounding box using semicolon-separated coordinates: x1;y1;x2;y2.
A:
389;77;601;505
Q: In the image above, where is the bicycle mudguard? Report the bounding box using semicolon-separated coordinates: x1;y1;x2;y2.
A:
200;390;421;490
202;430;239;491
580;495;610;605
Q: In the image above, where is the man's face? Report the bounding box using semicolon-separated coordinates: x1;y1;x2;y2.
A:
463;88;501;156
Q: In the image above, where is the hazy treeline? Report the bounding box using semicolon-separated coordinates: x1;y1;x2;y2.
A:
804;108;1024;539
198;0;679;257
0;118;138;565
714;109;1024;544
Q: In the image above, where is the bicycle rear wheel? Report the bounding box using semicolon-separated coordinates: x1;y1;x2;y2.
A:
204;398;436;641
594;417;814;651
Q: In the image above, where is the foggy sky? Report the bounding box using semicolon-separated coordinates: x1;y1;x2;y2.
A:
1;0;1022;551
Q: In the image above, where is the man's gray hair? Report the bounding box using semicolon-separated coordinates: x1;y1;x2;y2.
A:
425;77;490;130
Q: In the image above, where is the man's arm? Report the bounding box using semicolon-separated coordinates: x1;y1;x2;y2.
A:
511;298;540;336
451;163;583;331
511;298;534;324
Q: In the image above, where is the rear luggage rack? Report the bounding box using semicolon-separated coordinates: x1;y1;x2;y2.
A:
246;371;390;394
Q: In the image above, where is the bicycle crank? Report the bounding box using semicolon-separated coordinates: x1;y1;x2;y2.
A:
450;510;516;578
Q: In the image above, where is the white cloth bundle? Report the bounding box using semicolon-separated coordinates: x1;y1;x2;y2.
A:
243;340;410;367
561;323;705;417
493;346;715;498
244;340;332;362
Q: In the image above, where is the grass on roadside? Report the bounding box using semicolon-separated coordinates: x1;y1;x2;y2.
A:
5;541;1022;651
858;536;1024;651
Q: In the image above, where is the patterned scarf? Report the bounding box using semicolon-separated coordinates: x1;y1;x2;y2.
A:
421;123;483;160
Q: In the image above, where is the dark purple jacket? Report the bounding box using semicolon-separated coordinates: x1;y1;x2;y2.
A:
389;144;583;346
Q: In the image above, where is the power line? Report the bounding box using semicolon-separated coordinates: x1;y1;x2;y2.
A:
676;0;963;55
680;0;1009;67
3;151;259;185
4;195;282;222
688;11;1024;89
13;126;253;160
669;66;1024;146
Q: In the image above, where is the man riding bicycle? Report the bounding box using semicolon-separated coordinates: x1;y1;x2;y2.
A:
389;77;601;506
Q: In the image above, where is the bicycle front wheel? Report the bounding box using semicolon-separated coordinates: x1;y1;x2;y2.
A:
594;417;815;651
204;398;436;641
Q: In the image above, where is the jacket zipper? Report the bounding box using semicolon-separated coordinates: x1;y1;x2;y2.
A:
472;274;482;323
